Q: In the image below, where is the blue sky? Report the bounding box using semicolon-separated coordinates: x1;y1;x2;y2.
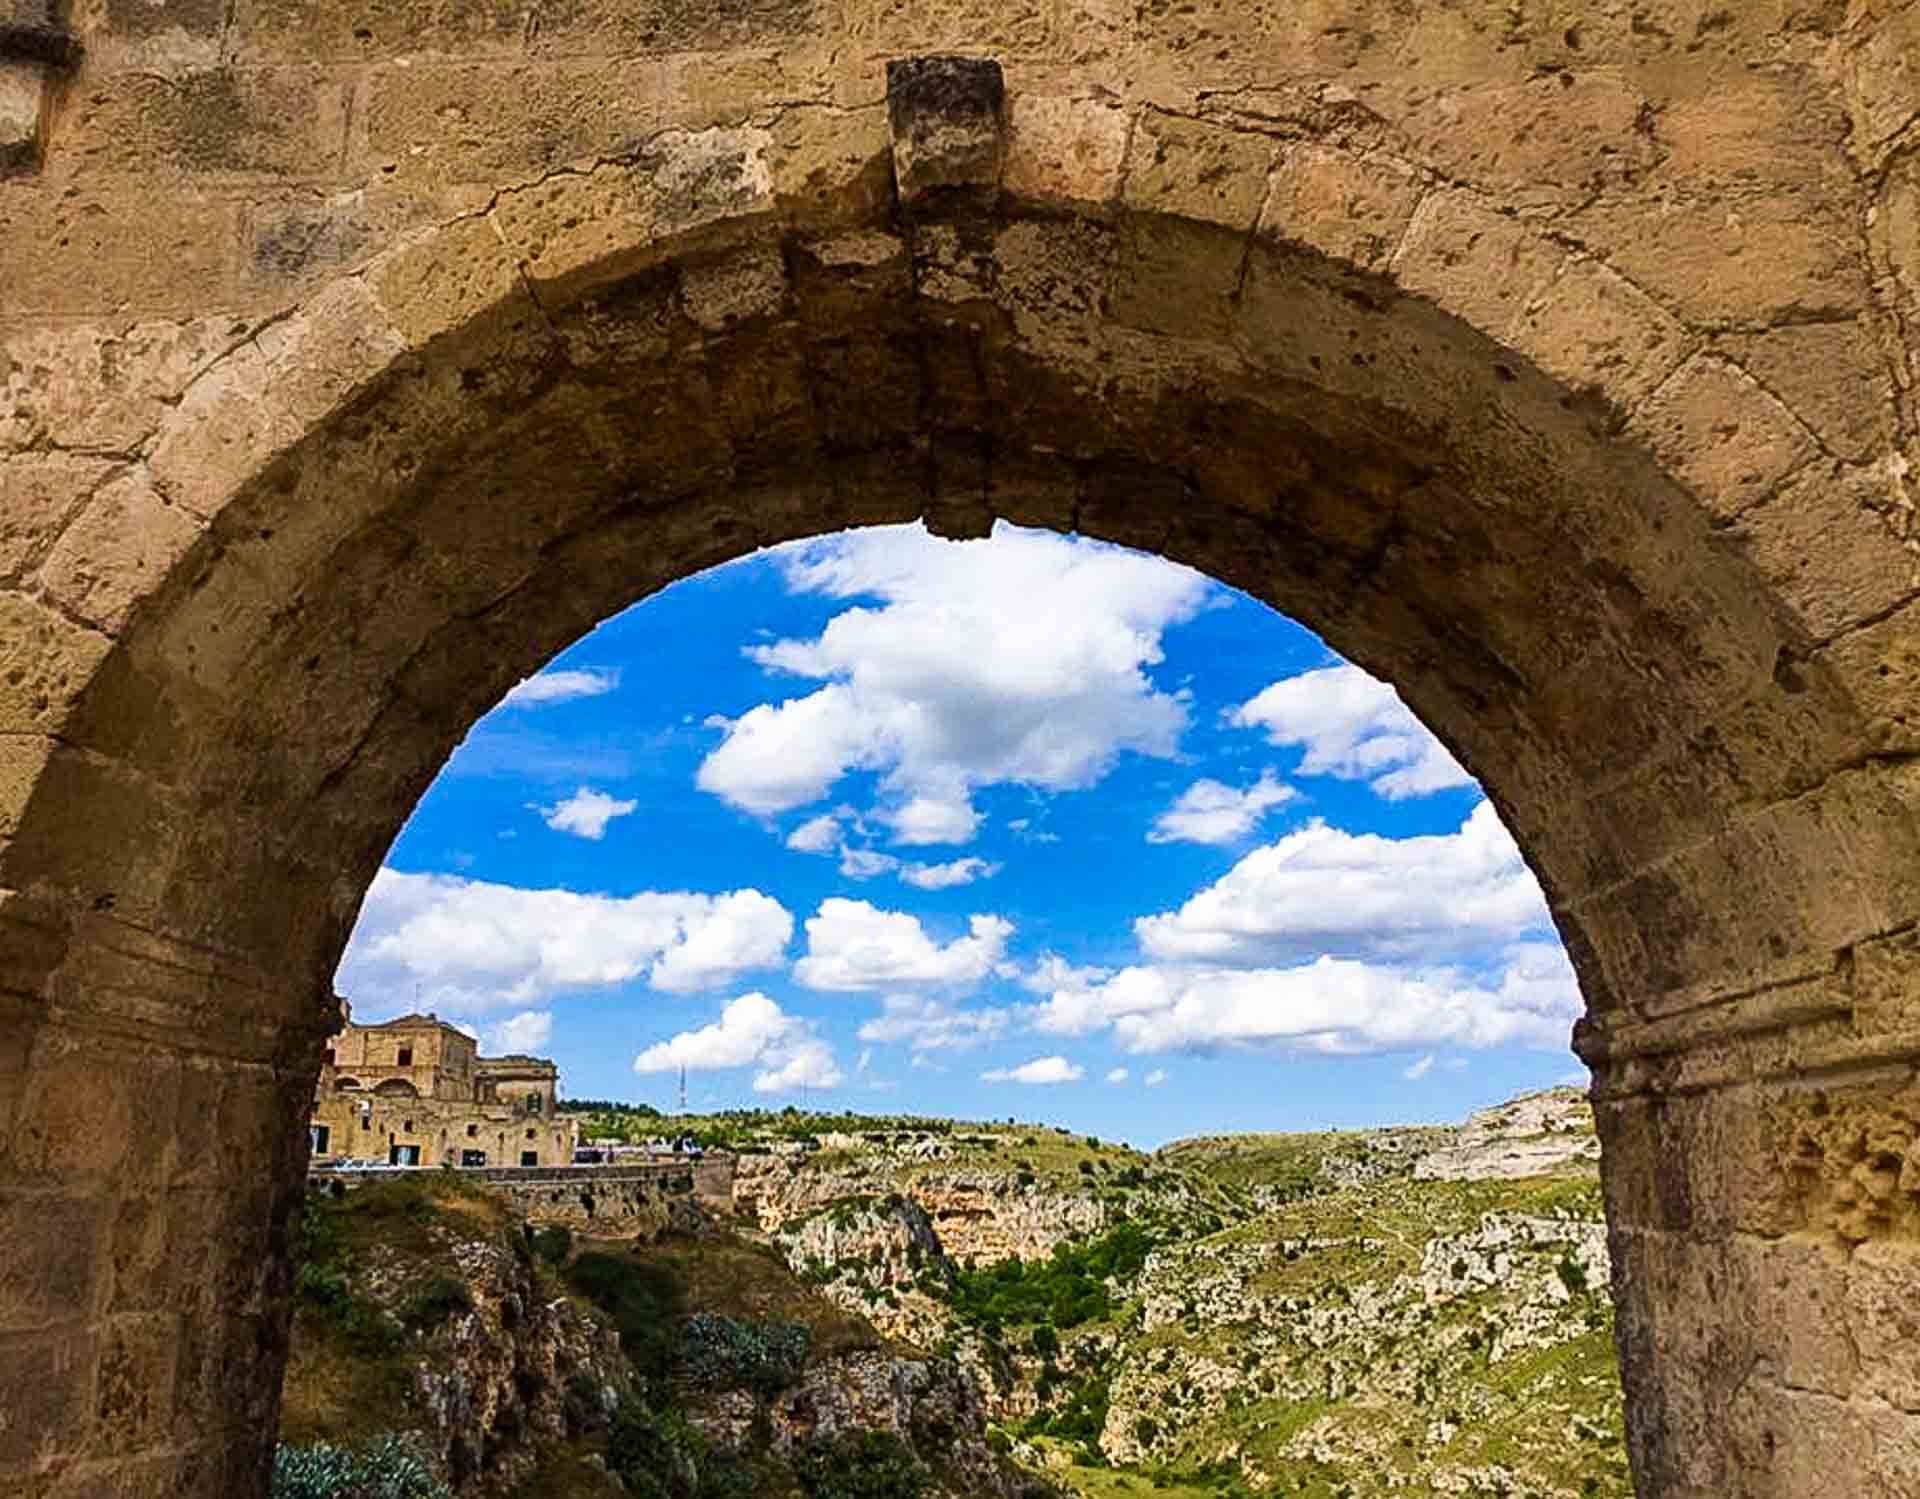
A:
337;524;1587;1148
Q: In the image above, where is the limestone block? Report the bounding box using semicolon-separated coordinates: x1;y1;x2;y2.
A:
1391;189;1564;343
70;0;227;70
1822;599;1920;756
0;452;109;578
1393;73;1655;213
0;317;243;454
0;58;36;174
682;245;788;330
0;1190;102;1331
357;58;671;186
1121;110;1272;230
58;66;351;180
1002;94;1128;208
0;733;55;843
1567;189;1869;327
843;0;1050;56
1715;319;1897;465
492;125;775;298
1510;256;1693;411
886;55;1006;202
1730;462;1918;643
531;0;823;60
367;213;526;351
89;1310;180;1453
1628;355;1820;521
230;0;537;64
1882;153;1920;337
765;104;892;231
0;182;240;318
150;279;404;520
1728;1231;1858;1399
39;468;206;633
0;592;109;736
1844;4;1920;165
1258;144;1422;271
0;1326;91;1472
1848;1240;1920;1411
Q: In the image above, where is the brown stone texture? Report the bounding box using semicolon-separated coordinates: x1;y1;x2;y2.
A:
2;3;1920;1495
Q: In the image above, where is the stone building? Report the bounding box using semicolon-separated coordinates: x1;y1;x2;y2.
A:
310;1007;573;1169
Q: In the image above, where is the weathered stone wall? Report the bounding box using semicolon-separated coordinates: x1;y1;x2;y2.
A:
311;1161;703;1236
2;4;1919;1496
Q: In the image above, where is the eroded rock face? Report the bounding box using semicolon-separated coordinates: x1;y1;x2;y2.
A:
1414;1088;1603;1182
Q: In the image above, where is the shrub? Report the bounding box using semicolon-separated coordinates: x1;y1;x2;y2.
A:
794;1431;930;1499
680;1312;810;1397
567;1252;686;1385
1029;1324;1060;1358
532;1224;574;1266
401;1275;474;1333
270;1436;449;1499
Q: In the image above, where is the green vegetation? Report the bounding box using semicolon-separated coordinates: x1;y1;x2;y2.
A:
566;1250;688;1385
949;1224;1152;1334
794;1432;931;1499
680;1312;811;1395
270;1436;449;1499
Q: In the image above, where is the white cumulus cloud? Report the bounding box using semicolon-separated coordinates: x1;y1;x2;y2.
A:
1031;946;1580;1056
1105;1067;1130;1085
1134;802;1549;968
982;1055;1085;1085
794;899;1014;992
857;995;1010;1051
1149;769;1296;845
1403;1054;1435;1081
786;813;842;853
537;786;639;840
632;992;843;1095
839;847;901;881
501;668;620;708
1145;1069;1169;1087
899;858;1000;890
338;870;793;1010
697;524;1211;841
1231;663;1472;799
485;1010;554;1055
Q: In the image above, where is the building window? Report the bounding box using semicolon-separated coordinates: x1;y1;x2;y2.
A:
525;1128;537;1140
461;1149;487;1167
466;1123;478;1138
404;1120;414;1133
390;1144;421;1166
309;1125;330;1155
527;1094;542;1116
520;1151;539;1168
397;1047;413;1067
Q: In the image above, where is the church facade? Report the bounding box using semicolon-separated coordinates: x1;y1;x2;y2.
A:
310;1006;575;1169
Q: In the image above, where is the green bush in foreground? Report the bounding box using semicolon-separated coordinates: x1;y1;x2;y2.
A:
270;1436;449;1499
794;1431;931;1499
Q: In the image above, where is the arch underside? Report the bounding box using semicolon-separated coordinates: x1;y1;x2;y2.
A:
4;24;1920;1496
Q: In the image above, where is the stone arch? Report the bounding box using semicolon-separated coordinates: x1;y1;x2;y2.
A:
331;1076;364;1093
372;1079;420;1100
3;9;1920;1498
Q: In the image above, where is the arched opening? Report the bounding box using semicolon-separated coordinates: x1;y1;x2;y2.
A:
3;98;1916;1499
372;1079;421;1100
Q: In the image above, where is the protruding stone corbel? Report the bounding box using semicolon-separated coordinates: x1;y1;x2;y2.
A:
886;55;1007;204
0;4;79;176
